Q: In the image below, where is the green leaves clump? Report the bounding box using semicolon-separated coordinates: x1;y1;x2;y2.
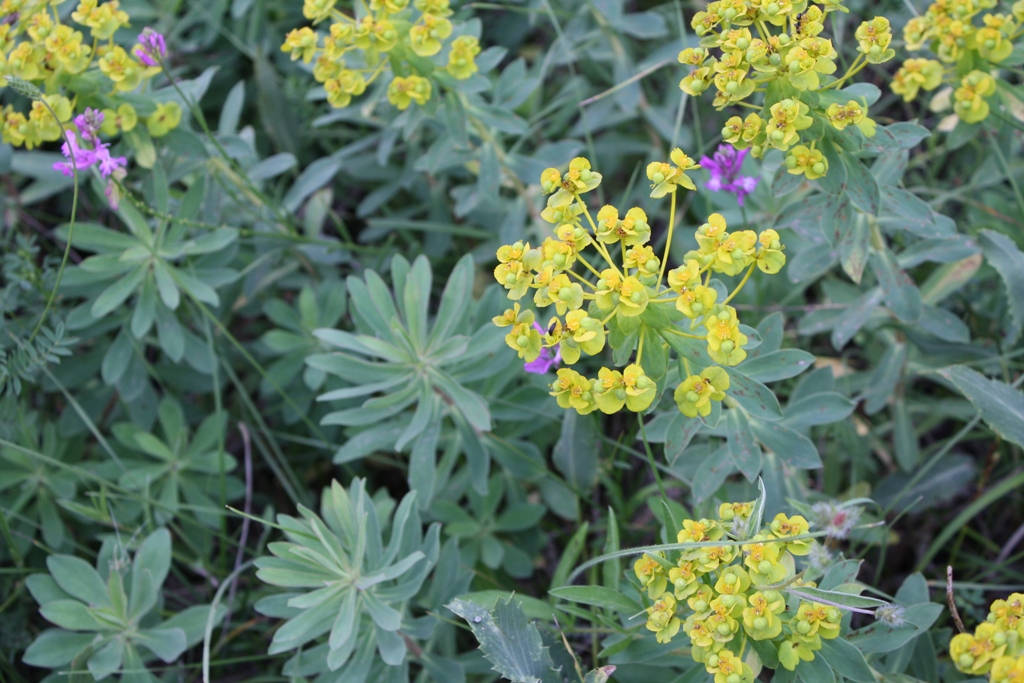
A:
23;528;223;681
255;478;440;677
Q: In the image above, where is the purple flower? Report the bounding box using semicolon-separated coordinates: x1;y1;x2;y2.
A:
53;131;126;179
524;321;561;374
134;27;167;67
73;108;104;146
700;144;759;206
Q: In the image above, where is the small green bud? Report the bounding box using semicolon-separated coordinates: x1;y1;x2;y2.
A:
721;340;735;354
652;171;666;184
644;259;659;272
726;81;739;93
767;2;779;13
630;291;643;304
686;391;700;403
553;253;567;267
580;169;592;181
559;287;573;300
516;335;530;347
615;388;627;400
694;599;708;612
758;559;772;573
727;675;741;683
797;620;811;635
812;162;826;175
717;623;732;636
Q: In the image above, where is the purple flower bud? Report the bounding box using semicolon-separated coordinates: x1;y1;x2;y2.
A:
73;107;104;145
134;27;167;67
699;143;759;206
524;321;561;374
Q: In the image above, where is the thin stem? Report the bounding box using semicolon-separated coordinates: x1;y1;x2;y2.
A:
565;268;597;289
578;201;623;277
659;190;677;286
29;99;78;344
576;253;607;279
638;415;670;512
723;263;756;305
636;327;646;366
663;327;706;340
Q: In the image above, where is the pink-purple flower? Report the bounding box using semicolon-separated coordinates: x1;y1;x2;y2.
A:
700;144;759;206
524;322;560;374
53;108;126;179
134;28;167;67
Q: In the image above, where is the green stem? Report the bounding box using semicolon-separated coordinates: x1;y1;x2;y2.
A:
659;189;677;286
723;263;756;305
29;99;78;344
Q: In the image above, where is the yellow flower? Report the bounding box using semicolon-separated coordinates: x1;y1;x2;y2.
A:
72;0;131;40
494;241;539;300
634;553;667;599
785;145;828;180
769;513;812;555
281;26;318;63
303;0;335;22
646;149;699;198
146;102;182;137
667;259;702;293
674;367;730;417
98;45;147;91
826;100;876;137
705;305;747;366
617;276;649;317
545;273;584;315
755;229;786;274
594;367;627;413
954;70;997;124
324;70;367;108
100;103;138;136
550;368;599;415
622;364;656;412
646;594;682;643
892;58;945;102
447;35;481;80
409;14;452;56
387;75;432;110
855;16;896;63
742;591;785;640
766;99;812;151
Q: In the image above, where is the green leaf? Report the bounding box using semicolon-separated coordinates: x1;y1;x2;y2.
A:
553;411;600;491
739;350;815;383
936;365;1024;448
726;409;762;481
783;392;856;429
871;248;921;323
665;412;702;464
838;211;870;283
750;420;821;469
846;603;943;653
91;265;146;318
23;629;95;667
797;651;835;683
429;369;491;431
842;155;880;215
134;628;187;663
550;522;589;589
549;585;643;614
978;229;1024;344
40;600;114;632
88;636;125;680
447;596;561;683
723;368;783;421
46;555;111;609
819;638;875;682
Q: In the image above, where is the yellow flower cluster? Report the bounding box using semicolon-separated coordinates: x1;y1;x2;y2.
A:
281;0;480;111
635;504;834;675
492;155;785;419
951;593;1024;680
894;0;1022;122
679;0;891;178
0;0;174;148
